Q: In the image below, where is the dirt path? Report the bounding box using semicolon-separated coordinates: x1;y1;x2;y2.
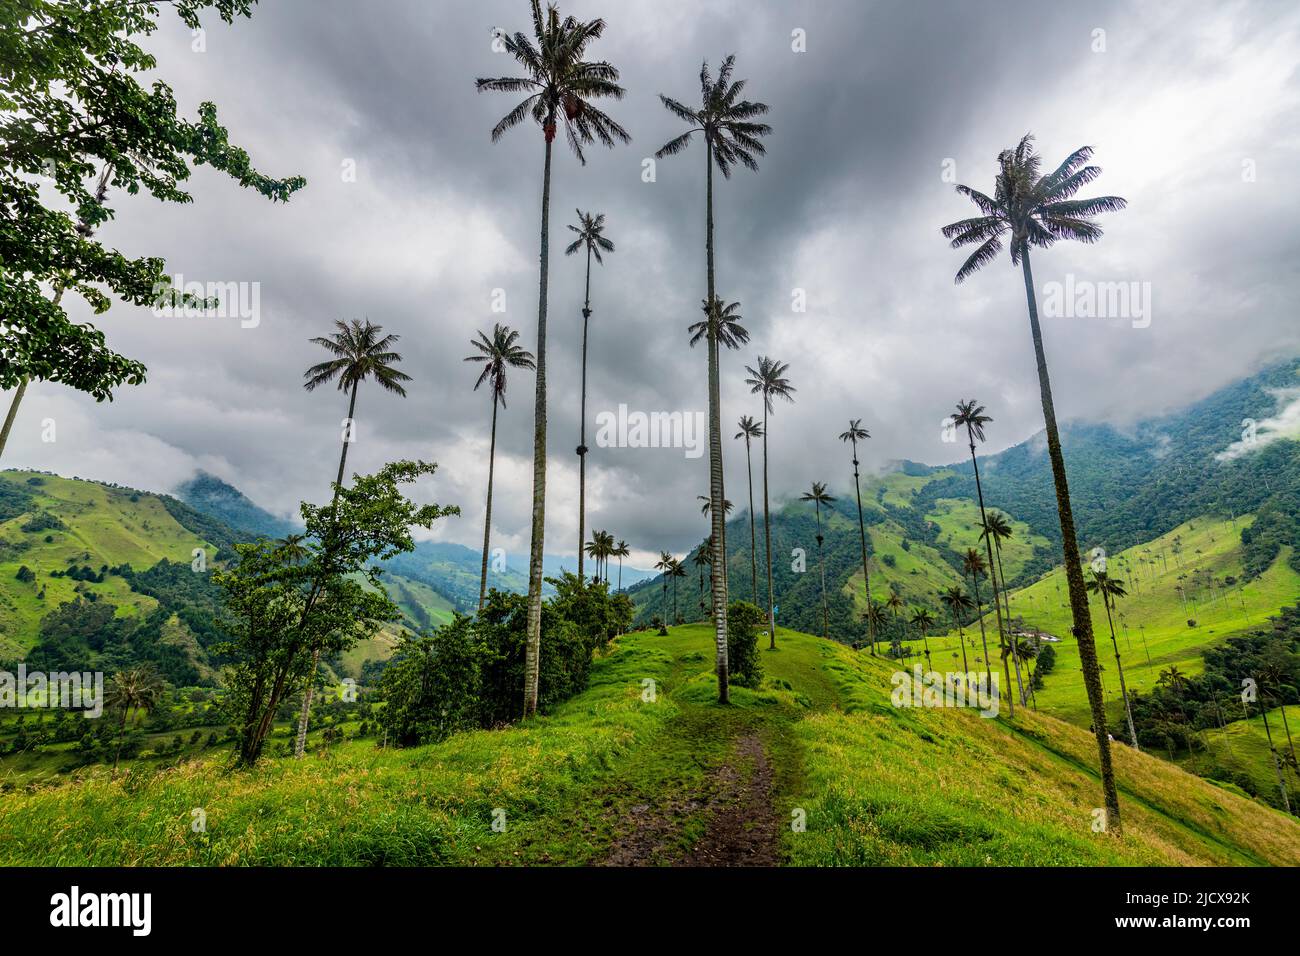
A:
600;732;783;867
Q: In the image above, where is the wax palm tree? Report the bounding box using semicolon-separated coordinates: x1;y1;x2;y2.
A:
478;0;629;717
940;586;975;678
655;550;673;616
669;558;687;625
104;665;165;772
613;539;630;592
657;55;770;704
839;419;874;652
693;544;712;616
981;510;1026;706
962;547;994;684
1257;658;1297;767
799;481;837;640
864;600;887;655
745;356;795;648
885;590;905;658
735;415;764;603
943;134;1127;826
910;607;936;670
465;324;535;610
584;531;608;583
951;399;1014;716
566;209;614;579
300;318;410;757
1086;570;1139;750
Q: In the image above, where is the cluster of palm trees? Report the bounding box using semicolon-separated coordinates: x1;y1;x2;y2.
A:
584;530;630;588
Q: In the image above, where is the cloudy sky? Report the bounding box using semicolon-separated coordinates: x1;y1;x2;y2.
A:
10;0;1300;566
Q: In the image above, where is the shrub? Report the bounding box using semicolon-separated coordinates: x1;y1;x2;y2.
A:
14;565;34;584
378;618;487;746
726;601;765;689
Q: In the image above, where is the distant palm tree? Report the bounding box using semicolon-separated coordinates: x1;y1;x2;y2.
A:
693;543;712;616
864;600;887;655
962;547;994;683
745;356;795;648
104;665;165;772
655;550;674;617
799;481;837;640
465;324;535;610
585;530;613;583
981;511;1026;706
1257;659;1297;768
613;539;630;592
885;590;905;659
1087;570;1138;750
658;54;770;704
566;209;614;579
478;0;630;717
301;318;409;757
951;399;1013;716
941;586;975;678
910;607;936;670
735;415;764;602
669;558;687;625
839;419;874;653
943;134;1127;827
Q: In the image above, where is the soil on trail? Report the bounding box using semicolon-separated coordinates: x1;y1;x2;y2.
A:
600;732;783;867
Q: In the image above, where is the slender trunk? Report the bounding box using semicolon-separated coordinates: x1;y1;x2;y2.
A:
851;439;874;654
762;402;775;648
1278;702;1297;766
617;556;622;591
577;245;591;578
0;378;29;463
478;394;500;610
994;539;1026;706
969;570;993;686
1260;705;1292;813
1021;249;1119;830
816;504;828;640
334;380;359;497
745;438;758;602
1102;595;1139;751
704;136;729;702
523;119;555;718
955;613;970;676
112;705;130;772
967;430;1012;717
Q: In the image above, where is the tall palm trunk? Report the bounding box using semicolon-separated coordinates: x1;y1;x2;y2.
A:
477;393;500;610
968;569;993;686
992;537;1026;706
954;612;970;676
850;439;874;653
295;379;360;758
1021;248;1119;829
1100;594;1139;750
577;244;592;579
523;115;555;718
617;555;623;591
965;426;1013;718
744;436;758;603
815;504;828;639
1259;704;1292;813
761;401;775;649
704;135;729;702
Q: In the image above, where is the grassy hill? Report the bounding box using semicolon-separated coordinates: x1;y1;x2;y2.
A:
2;623;1295;866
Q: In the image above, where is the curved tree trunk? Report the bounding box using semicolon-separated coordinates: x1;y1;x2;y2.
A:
1021;249;1119;831
704;136;729;703
478;393;500;610
967;429;1013;718
851;439;874;653
0;378;29;464
577;244;591;579
523;120;555;718
1101;595;1139;751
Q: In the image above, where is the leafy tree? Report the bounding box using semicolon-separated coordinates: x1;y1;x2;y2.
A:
477;0;629;718
464;323;535;609
0;0;304;458
726;601;765;689
565;209;613;579
379;622;486;746
943;134;1126;828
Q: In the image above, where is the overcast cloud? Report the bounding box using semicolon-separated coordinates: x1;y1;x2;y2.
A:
8;0;1300;567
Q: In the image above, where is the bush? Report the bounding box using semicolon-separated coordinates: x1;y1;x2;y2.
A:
726;601;765;689
14;565;34;584
378;619;487;747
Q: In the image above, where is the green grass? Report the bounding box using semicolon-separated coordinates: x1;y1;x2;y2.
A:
2;623;1296;866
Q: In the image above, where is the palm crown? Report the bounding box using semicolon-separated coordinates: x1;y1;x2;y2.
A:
941;134;1127;283
464;323;535;406
475;0;629;161
690;297;748;350
952;399;992;442
744;355;795;412
565;209;614;261
799;482;835;508
734;414;763;442
304;319;410;397
981;511;1014;544
655;55;772;178
1085;569;1128;608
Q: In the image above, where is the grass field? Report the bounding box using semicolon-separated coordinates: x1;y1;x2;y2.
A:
2;623;1296;866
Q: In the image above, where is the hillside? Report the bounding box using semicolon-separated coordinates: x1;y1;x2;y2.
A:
1;624;1295;865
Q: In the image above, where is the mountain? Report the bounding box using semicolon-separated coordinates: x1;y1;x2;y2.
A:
174;471;297;540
